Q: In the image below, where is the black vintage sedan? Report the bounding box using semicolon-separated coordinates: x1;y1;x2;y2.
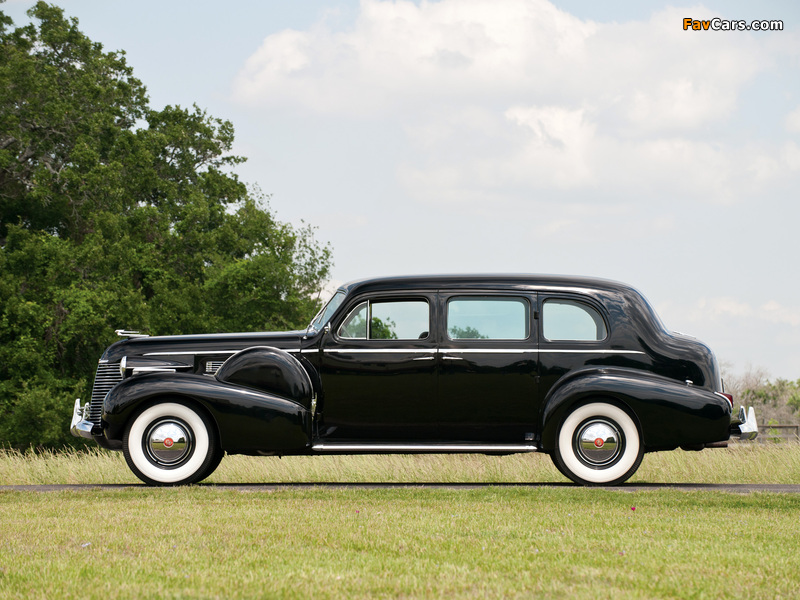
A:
70;274;757;486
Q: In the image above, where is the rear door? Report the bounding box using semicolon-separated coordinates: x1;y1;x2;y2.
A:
436;292;539;442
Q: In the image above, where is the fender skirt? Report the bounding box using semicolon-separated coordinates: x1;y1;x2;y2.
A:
539;368;732;451
103;372;311;454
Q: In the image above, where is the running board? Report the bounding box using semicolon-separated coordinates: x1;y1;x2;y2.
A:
311;442;539;453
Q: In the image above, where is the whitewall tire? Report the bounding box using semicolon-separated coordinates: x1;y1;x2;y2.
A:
552;402;643;485
123;402;221;486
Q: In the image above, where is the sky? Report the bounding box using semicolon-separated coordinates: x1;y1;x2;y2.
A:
4;0;800;380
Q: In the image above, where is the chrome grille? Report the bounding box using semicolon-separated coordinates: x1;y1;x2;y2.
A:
88;363;122;424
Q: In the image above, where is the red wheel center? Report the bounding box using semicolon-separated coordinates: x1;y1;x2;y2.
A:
594;437;604;448
163;437;174;448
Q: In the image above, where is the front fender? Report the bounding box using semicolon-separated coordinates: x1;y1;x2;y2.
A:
539;368;731;451
215;346;314;410
103;373;311;454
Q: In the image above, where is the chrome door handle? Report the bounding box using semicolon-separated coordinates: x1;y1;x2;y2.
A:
412;356;435;361
441;355;463;360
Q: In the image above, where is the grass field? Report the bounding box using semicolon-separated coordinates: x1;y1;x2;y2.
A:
1;445;799;599
1;442;799;485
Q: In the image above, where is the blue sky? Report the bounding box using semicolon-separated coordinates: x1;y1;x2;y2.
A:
4;0;800;380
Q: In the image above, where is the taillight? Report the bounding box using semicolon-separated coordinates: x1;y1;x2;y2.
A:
716;392;734;408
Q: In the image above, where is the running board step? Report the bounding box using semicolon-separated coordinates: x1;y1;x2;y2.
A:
311;443;539;453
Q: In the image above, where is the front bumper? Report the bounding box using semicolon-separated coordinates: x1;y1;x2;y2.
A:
731;405;759;441
70;398;95;440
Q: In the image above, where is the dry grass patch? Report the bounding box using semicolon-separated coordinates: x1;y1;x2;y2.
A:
1;442;798;486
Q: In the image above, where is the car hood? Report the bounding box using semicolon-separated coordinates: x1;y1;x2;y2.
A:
101;330;308;363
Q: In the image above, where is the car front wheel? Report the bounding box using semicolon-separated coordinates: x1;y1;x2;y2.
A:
552;402;643;485
123;402;221;486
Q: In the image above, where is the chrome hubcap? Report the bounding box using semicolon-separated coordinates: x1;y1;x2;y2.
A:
145;420;193;466
575;419;622;467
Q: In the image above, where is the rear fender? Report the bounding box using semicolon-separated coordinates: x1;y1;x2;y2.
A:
539;368;731;451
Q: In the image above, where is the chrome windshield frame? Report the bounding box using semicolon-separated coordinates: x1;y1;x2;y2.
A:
308;290;347;333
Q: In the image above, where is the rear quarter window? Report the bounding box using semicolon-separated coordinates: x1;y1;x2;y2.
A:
542;299;607;341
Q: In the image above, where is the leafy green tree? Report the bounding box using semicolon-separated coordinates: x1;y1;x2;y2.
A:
0;3;331;448
724;366;800;432
369;317;398;340
449;326;487;339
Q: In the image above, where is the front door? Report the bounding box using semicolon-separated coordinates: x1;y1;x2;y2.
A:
317;294;438;441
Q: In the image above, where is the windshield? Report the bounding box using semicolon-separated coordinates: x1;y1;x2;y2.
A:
309;290;347;332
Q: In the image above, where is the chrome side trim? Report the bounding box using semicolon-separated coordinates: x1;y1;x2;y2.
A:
312;443;539;452
541;349;646;355
322;348;436;354
323;348;643;355
146;347;644;356
145;348;315;357
144;350;240;356
440;348;533;354
131;367;177;375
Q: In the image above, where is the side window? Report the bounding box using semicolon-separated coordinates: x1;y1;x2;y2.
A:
339;302;368;338
338;299;429;340
447;297;529;340
543;299;607;341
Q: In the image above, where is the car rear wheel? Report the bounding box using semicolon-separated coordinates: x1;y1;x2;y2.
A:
552;402;643;485
123;402;221;486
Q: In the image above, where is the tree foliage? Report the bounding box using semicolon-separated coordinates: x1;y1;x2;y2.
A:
723;366;800;427
0;3;331;448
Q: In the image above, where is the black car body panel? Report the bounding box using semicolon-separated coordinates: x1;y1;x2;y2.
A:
539;367;730;450
71;274;756;485
103;372;311;453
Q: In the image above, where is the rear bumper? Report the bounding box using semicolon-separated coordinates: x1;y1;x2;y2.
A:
731;406;759;441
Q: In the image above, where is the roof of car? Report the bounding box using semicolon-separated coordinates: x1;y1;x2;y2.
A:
339;274;640;296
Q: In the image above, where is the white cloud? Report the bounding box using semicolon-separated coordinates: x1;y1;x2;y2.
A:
689;298;800;328
232;0;800;209
786;106;800;134
233;0;598;115
233;2;760;125
692;297;752;320
783;141;800;171
503;105;595;187
761;301;800;327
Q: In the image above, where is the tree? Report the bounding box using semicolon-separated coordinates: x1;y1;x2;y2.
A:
0;3;332;448
723;366;800;427
448;326;487;339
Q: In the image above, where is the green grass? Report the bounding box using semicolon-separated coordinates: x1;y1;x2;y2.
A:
1;446;799;598
0;487;798;599
1;442;799;485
